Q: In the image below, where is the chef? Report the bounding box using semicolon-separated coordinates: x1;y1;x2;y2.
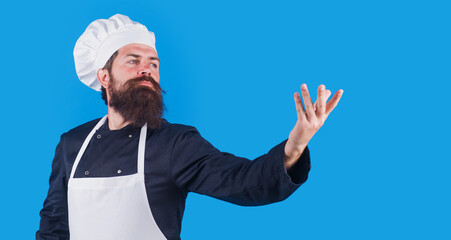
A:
36;14;343;240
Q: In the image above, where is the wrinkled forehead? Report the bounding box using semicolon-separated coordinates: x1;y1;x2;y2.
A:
116;43;158;58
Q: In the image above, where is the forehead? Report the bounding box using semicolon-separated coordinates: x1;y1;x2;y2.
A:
117;43;158;58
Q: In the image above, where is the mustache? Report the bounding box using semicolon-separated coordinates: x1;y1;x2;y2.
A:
124;76;164;93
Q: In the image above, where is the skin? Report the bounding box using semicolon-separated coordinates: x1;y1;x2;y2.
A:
284;84;343;169
96;43;344;171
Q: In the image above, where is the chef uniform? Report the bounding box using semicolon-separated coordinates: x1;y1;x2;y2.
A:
36;14;311;240
68;116;166;239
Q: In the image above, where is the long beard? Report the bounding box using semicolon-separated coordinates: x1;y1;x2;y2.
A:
108;75;165;129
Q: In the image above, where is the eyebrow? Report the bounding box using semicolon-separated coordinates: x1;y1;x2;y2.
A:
124;54;160;62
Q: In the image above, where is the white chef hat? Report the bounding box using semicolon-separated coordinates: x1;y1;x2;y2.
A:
74;14;157;91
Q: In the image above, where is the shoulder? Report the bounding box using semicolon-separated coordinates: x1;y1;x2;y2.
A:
60;118;103;143
151;121;215;154
51;118;103;168
152;120;198;140
159;120;196;133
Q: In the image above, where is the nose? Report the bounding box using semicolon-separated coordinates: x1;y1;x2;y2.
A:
139;69;152;77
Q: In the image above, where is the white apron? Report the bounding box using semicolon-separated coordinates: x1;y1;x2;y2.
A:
67;116;167;240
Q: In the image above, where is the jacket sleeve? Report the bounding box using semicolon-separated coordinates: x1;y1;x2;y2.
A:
169;127;311;206
36;135;70;240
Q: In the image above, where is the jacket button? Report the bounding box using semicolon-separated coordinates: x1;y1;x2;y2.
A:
85;171;89;176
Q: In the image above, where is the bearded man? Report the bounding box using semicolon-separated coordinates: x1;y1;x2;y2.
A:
36;14;343;240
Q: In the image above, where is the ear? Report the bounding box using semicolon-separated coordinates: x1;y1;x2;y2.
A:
97;68;110;89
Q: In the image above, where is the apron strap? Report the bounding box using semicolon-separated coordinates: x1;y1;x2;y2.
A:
137;123;147;174
69;115;108;179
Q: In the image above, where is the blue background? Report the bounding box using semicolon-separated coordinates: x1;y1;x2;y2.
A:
1;0;450;239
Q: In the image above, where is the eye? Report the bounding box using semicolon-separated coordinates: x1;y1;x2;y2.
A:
128;59;138;64
150;63;159;68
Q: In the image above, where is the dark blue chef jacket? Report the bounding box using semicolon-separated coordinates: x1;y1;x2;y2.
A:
36;118;311;240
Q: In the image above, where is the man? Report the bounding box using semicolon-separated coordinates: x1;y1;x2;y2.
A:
36;14;343;240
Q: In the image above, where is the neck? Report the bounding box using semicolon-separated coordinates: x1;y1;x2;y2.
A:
107;106;132;130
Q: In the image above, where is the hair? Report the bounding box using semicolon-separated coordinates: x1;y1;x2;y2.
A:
101;51;119;105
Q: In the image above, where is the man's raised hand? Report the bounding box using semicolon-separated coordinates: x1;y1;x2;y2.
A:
284;84;343;169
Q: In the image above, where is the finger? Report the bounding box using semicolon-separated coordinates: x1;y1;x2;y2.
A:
300;84;315;120
294;92;307;121
325;89;344;115
325;89;331;101
316;84;326;118
313;89;331;111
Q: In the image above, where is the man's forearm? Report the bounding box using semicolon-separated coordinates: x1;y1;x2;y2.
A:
284;139;307;170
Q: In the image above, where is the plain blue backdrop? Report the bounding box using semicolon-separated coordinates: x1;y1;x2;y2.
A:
1;0;450;239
